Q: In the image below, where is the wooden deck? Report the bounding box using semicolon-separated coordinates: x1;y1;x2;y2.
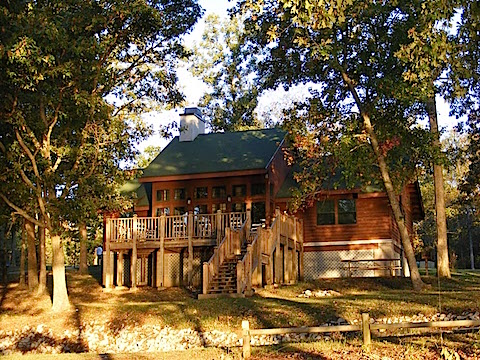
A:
103;210;304;296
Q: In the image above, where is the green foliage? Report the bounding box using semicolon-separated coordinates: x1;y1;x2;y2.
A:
189;13;262;131
239;0;437;208
0;0;202;235
135;145;162;169
416;131;480;268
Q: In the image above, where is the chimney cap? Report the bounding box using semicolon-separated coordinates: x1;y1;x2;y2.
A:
181;107;204;122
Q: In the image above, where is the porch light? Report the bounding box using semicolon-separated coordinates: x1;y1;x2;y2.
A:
227;195;232;202
187;197;192;205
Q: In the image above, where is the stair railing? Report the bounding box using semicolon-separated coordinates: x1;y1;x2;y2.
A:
237;227;262;295
202;211;249;295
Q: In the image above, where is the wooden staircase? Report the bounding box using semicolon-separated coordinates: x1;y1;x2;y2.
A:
200;210;303;299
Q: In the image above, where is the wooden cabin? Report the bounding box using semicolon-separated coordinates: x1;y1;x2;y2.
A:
103;107;423;296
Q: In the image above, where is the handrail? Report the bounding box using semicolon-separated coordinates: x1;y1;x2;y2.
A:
108;212;247;244
236;229;261;294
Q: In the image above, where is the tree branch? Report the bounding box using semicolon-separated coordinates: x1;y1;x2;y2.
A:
0;193;44;227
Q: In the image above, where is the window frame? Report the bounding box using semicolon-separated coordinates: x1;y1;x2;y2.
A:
156;189;169;202
337;199;357;225
212;186;227;199
316;198;357;226
194;186;208;199
232;184;247;197
174;188;186;200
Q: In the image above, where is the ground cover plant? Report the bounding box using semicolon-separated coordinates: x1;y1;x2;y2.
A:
0;268;479;359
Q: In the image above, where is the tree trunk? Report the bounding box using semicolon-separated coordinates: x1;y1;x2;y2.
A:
1;225;6;285
426;97;451;278
38;221;47;294
25;219;39;290
468;208;475;270
51;234;70;312
19;222;26;287
79;222;88;275
362;113;425;291
342;72;425;291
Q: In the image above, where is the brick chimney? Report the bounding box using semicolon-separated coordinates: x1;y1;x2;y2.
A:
179;107;205;142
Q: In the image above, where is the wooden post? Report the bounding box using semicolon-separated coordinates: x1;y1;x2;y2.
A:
237;260;243;294
242;320;251;359
203;262;209;294
213;246;219;274
246;207;252;234
246;244;253;294
188;212;194;286
156;215;165;288
117;251;124;287
362;313;371;347
131;217;137;290
103;218;111;287
298;219;304;281
105;226;113;289
274;209;281;283
216;210;222;245
293;218;298;282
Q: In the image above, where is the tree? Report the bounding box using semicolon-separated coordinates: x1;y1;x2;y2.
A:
0;0;202;311
239;0;439;290
189;13;262;131
393;0;463;278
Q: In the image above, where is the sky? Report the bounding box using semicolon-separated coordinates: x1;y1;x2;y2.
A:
138;0;462;153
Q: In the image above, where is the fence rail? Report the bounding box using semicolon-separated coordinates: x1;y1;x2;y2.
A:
241;315;480;359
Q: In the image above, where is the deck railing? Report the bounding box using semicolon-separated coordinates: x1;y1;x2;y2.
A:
107;211;247;244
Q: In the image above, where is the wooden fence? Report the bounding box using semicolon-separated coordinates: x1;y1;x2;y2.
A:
241;315;480;358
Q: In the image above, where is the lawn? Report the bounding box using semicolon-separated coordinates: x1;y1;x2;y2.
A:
1;268;479;359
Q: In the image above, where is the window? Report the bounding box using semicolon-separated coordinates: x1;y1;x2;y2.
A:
174;188;185;200
338;199;356;224
233;184;246;197
232;203;246;212
194;187;208;199
212;186;226;199
174;207;186;215
252;202;266;224
156;189;169;202
316;200;335;225
251;183;265;196
316;199;357;225
156;207;170;216
212;203;227;213
195;204;208;214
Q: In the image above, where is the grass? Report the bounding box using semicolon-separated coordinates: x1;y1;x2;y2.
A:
1;268;480;359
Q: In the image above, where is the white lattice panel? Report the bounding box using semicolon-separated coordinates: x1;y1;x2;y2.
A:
304;249;376;279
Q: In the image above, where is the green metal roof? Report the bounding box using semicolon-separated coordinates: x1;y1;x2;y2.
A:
141;128;286;178
276;165;384;198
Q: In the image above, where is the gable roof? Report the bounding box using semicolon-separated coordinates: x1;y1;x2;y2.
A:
141;128;285;179
120;178;151;208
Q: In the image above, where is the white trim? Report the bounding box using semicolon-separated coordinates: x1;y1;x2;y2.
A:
305;239;393;247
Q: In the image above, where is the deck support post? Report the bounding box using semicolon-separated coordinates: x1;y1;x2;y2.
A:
216;210;222;245
293;218;298;282
103;218;110;288
117;251;124;287
274;209;282;284
156;215;165;288
298;219;304;281
104;219;114;289
187;212;194;286
131;216;137;290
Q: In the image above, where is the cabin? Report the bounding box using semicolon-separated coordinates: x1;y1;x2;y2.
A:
103;107;423;297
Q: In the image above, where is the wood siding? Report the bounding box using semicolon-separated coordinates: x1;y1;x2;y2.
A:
299;194;392;246
151;173;270;217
